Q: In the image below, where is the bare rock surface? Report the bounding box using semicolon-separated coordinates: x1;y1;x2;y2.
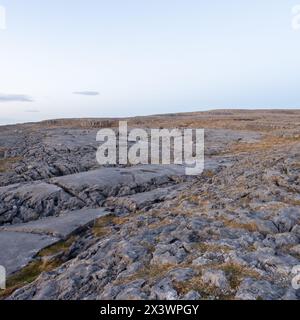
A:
0;231;58;275
0;160;226;225
0;208;110;276
0;182;84;225
0;124;260;187
0;110;300;300
8;143;299;301
0;208;109;239
0;165;186;225
104;185;183;212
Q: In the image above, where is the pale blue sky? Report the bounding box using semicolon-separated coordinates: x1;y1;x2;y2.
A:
0;0;300;124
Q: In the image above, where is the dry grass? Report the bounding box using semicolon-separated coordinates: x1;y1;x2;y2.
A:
92;215;114;238
203;170;215;178
116;258;261;300
251;202;288;214
284;199;300;206
174;276;233;300
148;217;173;230
174;262;260;300
0;157;22;173
193;242;232;254
16;110;300;134
111;216;131;225
133;264;176;280
224;135;300;155
218;262;260;290
220;217;258;232
92;214;130;237
115;263;177;285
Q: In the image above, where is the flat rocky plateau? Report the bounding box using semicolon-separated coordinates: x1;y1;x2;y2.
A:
0;109;299;300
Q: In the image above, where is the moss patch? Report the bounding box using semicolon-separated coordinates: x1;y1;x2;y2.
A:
0;259;60;299
38;236;77;257
92;215;114;238
0;236;77;299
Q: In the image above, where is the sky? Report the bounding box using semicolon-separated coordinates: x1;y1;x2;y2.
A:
0;0;300;125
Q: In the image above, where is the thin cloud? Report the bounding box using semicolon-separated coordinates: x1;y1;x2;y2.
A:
0;94;33;102
73;91;99;96
25;109;39;113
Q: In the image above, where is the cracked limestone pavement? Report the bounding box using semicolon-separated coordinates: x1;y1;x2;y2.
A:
0;110;300;300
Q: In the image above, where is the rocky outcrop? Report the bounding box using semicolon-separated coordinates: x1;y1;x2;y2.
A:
0;208;109;275
1;111;299;300
0;165;188;225
6;144;300;300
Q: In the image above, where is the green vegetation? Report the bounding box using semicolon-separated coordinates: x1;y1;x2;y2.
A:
0;236;77;299
38;236;77;257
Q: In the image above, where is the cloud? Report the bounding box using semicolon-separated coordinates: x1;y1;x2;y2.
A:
25;109;39;113
0;93;33;102
73;91;99;96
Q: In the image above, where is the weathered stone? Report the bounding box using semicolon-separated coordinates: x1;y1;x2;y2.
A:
0;231;59;275
181;290;201;300
167;268;196;282
273;208;300;233
255;219;278;234
1;208;109;239
150;278;179;300
192;256;210;266
236;278;284;300
151;242;188;265
290;245;300;256
115;280;147;300
201;270;230;292
2;113;300;301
